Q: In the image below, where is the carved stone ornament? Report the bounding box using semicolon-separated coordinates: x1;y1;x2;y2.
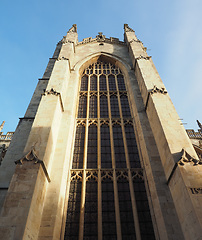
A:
149;85;167;95
124;24;135;32
178;148;202;166
59;36;74;45
57;56;69;61
42;88;60;96
0;121;5;132
67;24;77;33
15;147;51;182
96;32;106;42
129;39;142;44
135;55;151;61
15;147;41;165
0;144;7;165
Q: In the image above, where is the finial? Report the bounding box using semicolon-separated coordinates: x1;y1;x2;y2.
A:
0;121;5;132
197;120;202;130
124;24;135;32
67;24;77;33
96;32;105;41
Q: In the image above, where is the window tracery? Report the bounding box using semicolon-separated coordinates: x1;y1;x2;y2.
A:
65;59;155;239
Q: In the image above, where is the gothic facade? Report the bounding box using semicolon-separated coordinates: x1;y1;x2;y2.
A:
0;25;202;240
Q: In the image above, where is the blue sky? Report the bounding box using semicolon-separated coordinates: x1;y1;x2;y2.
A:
0;0;201;133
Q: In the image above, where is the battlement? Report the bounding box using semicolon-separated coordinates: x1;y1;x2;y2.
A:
0;132;14;141
186;129;202;139
77;32;126;46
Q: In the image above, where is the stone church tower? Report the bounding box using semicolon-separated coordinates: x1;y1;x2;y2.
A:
0;24;202;240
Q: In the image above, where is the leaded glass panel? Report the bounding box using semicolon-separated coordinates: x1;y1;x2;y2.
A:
87;124;97;168
117;176;136;240
80;75;88;91
102;177;116;239
113;124;126;168
72;124;85;169
100;95;108;118
65;178;82;239
84;178;98;239
133;177;155;240
101;124;112;168
77;94;87;118
89;95;97;118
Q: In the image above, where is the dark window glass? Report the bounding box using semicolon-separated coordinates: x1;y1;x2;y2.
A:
84;178;98;239
89;96;97;118
120;95;131;117
118;177;136;240
108;75;116;91
102;177;116;239
113;124;126;168
101;124;112;168
87;124;97;168
77;95;87;118
125;124;141;168
72;124;85;169
110;95;120;118
117;74;126;91
90;75;97;91
80;75;88;91
99;75;107;91
100;95;108;118
133;177;155;240
65;179;82;239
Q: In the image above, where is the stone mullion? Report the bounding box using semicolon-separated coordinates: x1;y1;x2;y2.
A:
106;74;122;239
113;170;122;240
128;170;141;240
97;75;102;240
79;74;90;240
98;169;102;240
97;75;101;169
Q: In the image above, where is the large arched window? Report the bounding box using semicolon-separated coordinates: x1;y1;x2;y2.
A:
64;59;156;240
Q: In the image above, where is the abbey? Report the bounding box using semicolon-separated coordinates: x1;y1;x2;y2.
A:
0;24;202;240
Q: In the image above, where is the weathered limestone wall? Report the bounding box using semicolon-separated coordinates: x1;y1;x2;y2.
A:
124;24;202;239
125;66;184;239
0;26;76;240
